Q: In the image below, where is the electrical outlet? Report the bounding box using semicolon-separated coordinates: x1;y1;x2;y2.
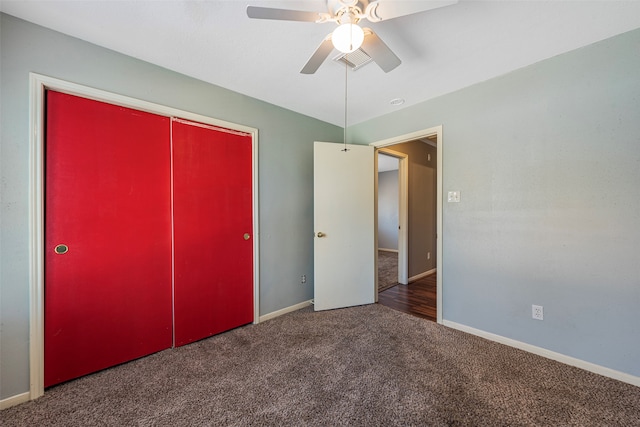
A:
532;305;543;320
301;275;306;284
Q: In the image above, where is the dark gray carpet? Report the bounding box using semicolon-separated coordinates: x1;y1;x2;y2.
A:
378;250;398;292
3;304;639;426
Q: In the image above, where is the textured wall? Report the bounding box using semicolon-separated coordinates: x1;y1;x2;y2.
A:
0;13;341;399
350;28;640;377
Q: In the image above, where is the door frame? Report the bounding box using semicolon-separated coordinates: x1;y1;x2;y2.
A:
376;148;409;286
370;125;443;324
28;73;260;399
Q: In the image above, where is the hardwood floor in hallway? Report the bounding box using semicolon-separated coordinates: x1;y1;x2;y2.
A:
378;273;437;322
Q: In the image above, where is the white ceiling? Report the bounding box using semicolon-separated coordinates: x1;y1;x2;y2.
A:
3;1;640;127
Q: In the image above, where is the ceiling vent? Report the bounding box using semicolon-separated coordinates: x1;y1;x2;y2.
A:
333;48;373;71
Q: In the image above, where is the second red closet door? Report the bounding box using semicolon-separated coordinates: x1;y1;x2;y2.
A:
172;119;254;346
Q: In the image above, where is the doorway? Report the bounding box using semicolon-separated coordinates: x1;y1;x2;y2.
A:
376;149;408;293
371;126;442;323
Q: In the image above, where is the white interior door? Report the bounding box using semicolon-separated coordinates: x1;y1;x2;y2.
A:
314;141;376;311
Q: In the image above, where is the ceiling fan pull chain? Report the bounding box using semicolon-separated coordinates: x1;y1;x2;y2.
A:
342;53;350;152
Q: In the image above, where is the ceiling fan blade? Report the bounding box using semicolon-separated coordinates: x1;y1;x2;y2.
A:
360;29;401;73
366;0;458;22
247;6;322;22
300;36;334;74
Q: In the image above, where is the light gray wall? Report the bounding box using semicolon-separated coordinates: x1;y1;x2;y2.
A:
377;170;399;250
350;28;640;377
0;13;342;399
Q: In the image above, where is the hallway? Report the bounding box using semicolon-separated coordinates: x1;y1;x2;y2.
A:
378;274;436;322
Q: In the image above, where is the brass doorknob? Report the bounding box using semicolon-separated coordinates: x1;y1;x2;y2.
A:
243;233;250;240
316;232;325;238
54;244;69;254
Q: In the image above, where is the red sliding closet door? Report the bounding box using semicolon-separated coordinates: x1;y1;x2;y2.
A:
172;119;254;347
45;91;173;387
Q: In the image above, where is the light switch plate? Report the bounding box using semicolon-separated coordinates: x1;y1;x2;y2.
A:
448;191;460;203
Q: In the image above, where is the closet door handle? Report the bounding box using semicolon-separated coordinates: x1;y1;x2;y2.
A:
54;244;69;254
243;233;251;240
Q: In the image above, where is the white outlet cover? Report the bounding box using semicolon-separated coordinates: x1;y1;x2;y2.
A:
532;304;544;320
447;191;460;203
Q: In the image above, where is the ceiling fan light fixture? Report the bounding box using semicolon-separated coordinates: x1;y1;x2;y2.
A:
331;23;364;53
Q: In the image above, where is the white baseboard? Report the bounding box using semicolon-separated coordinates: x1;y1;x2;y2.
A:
0;391;30;410
378;248;398;253
409;268;436;282
259;300;313;323
443;320;640;388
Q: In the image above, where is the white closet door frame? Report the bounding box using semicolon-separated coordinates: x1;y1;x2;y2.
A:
28;73;260;400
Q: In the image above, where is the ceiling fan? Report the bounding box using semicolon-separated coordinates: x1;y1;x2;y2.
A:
247;0;458;74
